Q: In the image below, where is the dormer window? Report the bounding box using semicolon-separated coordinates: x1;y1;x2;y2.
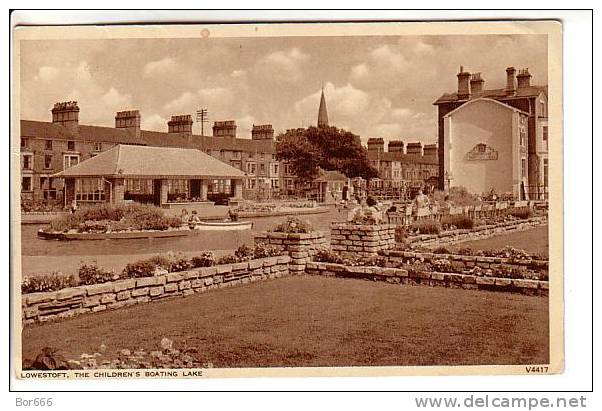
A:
94;142;102;152
67;140;75;151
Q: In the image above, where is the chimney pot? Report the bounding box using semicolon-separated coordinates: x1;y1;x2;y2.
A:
168;114;193;134
505;66;517;96
457;66;471;100
470;72;485;95
516;68;532;89
51;101;80;130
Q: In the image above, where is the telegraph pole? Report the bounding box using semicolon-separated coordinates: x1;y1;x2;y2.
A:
196;109;208;136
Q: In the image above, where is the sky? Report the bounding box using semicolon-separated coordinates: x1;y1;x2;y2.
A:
19;34;547;146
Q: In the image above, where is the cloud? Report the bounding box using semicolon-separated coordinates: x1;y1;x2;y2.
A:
251;47;310;83
102;87;132;108
143;57;177;77
34;66;59;82
141;113;168;132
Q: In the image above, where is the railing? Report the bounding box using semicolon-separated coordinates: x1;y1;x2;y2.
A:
386;200;535;227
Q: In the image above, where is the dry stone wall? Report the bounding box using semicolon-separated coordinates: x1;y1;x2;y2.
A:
305;261;548;296
22;256;291;325
330;223;396;257
253;231;327;273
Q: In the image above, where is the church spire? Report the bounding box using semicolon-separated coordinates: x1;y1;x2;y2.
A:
317;85;329;128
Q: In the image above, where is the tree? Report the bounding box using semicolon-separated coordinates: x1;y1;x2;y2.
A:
276;126;378;183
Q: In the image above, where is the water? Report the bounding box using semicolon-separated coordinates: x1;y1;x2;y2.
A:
21;208;347;257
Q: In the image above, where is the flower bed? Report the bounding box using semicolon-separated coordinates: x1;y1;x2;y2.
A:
45;203;182;234
22;245;284;294
313;247;548;282
22;254;292;324
305;259;548;296
23;338;208;370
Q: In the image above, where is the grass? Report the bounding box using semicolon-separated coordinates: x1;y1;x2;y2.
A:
455;225;549;257
22;276;549;368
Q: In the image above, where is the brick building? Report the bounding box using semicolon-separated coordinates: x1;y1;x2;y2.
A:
434;66;548;199
366;138;439;190
19;101;282;204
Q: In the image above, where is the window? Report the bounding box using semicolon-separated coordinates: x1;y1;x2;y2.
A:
273;164;279;175
76;178;105;202
260;164;266;175
542;126;548;150
94;142;102;152
45;140;53;150
540;101;545;117
126;179;153;194
521;159;527;179
67;140;75;151
63;154;79;169
260;153;265;160
271;179;279;189
543;159;549;188
167;179;189;194
232;151;241;159
22;176;32;192
22;154;33;170
44;155;52;169
21;138;29;149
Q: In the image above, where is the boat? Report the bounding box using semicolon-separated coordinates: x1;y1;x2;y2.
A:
191;220;253;231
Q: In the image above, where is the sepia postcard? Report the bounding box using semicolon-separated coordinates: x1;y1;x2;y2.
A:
11;20;563;380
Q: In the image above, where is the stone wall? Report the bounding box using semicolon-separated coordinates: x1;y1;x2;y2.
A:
378;250;549;273
305;261;548;296
22;256;291;325
253;231;327;273
405;216;547;248
330;223;396;258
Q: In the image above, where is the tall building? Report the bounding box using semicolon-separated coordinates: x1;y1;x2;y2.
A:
317;87;329;127
433;66;548;200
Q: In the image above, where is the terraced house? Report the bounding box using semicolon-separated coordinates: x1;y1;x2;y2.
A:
19;101;283;205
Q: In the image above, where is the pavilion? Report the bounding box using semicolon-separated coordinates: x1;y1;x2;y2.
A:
53;144;247;209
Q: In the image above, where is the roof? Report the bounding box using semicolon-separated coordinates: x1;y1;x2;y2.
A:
20;120;147;145
433;85;548;105
443;97;530;118
317;89;329;127
137;130;275;153
315;169;347;182
367;150;438;165
54;144;247;179
20;119;276;154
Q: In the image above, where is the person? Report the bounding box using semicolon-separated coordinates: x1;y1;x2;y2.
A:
188;210;201;228
228;208;239;222
180;208;190;224
69;199;78;214
413;188;430;217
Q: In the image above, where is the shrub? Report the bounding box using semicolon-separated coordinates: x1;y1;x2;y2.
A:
432;186;481;207
22;347;71;370
122;260;157;278
508;208;533;220
47;203;180;233
410;220;441;235
146;255;172;271
234;244;254;261
168;255;192;272
440;214;474;230
314;248;346;264
190;251;216;268
22;272;78;294
78;262;118;285
432;246;452;254
253;243;283;259
217;254;240;265
271;217;313;233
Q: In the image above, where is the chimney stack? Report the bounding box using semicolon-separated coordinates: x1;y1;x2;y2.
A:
423;143;437;157
516;68;532;89
470;72;485;95
367;138;384;154
212;120;237;138
252;124;274;140
388;140;404;153
457;66;471;100
505;67;516;96
406;142;423;156
115;110;141;138
51;101;79;130
168;115;193;134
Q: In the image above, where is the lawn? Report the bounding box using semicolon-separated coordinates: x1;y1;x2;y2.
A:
22;276;549;368
454;225;549;257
